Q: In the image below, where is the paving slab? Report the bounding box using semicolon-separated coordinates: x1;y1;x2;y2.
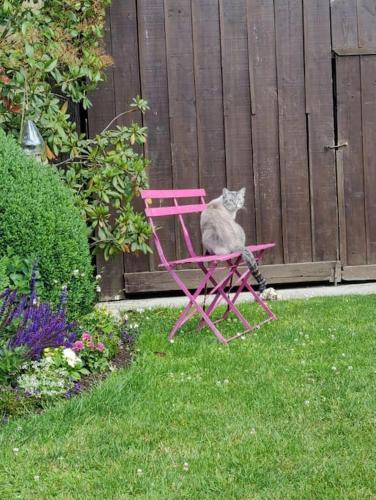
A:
98;282;376;317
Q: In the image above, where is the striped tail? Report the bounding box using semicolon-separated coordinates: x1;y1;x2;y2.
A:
242;248;267;293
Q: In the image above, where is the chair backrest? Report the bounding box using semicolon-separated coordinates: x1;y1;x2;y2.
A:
140;189;207;265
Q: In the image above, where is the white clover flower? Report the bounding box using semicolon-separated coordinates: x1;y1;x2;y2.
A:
304;400;310;405
63;348;80;368
95;274;102;281
137;468;143;475
183;462;189;471
34;475;40;481
331;366;337;371
348;365;353;370
72;269;79;276
13;448;19;453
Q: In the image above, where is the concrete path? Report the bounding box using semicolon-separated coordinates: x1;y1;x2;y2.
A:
99;282;376;316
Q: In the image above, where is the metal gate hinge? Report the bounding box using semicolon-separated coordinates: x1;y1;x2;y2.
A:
326;142;348;150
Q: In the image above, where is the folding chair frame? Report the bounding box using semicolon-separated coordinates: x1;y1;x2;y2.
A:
141;189;277;345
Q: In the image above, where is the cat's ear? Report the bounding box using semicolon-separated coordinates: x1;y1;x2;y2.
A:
222;188;229;196
239;187;246;196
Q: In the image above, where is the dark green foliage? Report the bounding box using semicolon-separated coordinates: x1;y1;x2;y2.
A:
0;248;41;295
0;386;39;420
0;129;94;317
0;346;26;385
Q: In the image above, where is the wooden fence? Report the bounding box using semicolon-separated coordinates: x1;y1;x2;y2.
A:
88;0;376;299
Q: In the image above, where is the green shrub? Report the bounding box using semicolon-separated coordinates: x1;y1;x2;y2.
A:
0;129;94;317
0;256;9;291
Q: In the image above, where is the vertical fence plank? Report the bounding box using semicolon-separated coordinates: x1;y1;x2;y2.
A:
246;0;283;264
164;0;200;259
303;0;338;262
330;0;359;50
192;0;226;204
274;0;312;263
138;0;176;268
88;6;125;300
336;56;367;265
109;0;150;280
219;0;256;246
360;55;376;263
357;0;376;48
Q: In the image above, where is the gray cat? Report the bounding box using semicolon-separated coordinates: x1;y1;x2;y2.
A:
200;188;266;292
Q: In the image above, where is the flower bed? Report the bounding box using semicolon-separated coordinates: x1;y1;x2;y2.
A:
0;269;137;423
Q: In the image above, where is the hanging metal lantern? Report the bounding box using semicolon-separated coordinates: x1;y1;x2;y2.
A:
22;119;45;161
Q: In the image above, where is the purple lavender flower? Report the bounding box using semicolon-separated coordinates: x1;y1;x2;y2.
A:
1;264;77;360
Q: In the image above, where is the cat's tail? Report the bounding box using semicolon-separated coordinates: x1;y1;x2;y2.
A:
241;248;267;293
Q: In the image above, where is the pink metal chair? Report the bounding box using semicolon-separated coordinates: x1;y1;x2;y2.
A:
141;189;277;344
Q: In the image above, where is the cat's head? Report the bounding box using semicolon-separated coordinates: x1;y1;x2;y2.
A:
222;187;246;212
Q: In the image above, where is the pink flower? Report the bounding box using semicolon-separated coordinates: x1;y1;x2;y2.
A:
96;342;105;352
82;332;92;341
88;342;95;350
72;340;84;352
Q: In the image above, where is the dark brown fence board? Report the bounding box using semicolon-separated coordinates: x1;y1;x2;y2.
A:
303;0;338;262
342;265;376;280
357;0;376;48
274;0;312;263
336;56;367;265
360;55;376;263
192;0;226;204
124;261;338;293
330;0;359;50
138;0;176;268
219;0;256;245
109;0;149;278
246;0;283;265
164;0;200;260
88;7;125;300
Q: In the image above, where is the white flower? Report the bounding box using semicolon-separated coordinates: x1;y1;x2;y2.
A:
137;468;143;475
304;400;310;405
34;475;40;481
183;462;189;471
72;269;79;276
95;274;102;281
348;365;353;370
63;348;80;368
96;285;102;293
13;448;19;453
331;366;337;371
223;379;229;384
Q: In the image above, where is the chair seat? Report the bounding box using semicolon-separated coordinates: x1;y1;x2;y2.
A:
160;243;275;268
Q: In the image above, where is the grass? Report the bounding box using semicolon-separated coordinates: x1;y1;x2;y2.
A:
1;295;376;499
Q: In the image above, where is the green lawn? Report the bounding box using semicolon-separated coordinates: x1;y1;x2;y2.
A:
1;295;376;499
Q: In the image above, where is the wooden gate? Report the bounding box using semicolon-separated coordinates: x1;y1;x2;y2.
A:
332;0;376;281
88;0;376;299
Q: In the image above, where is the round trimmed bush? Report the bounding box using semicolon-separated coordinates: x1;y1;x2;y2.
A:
0;129;95;317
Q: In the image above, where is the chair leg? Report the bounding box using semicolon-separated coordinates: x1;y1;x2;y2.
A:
233;268;277;320
197;260;251;330
167;265;228;344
